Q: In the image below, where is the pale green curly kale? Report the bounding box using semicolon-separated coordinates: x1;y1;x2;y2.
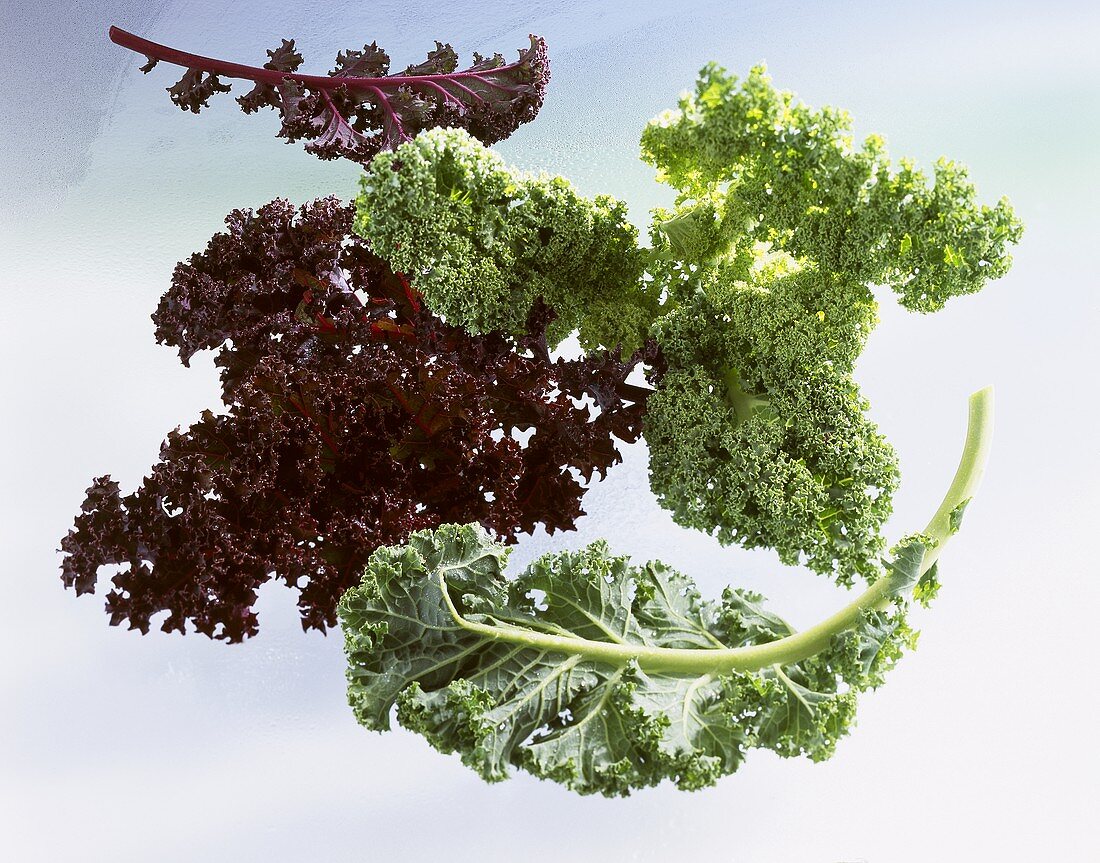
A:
642;64;1021;312
354;127;659;353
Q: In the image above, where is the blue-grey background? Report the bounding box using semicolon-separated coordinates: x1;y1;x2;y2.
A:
2;1;1097;860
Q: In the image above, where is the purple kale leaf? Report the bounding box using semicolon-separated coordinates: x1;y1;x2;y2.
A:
61;198;652;642
109;25;550;165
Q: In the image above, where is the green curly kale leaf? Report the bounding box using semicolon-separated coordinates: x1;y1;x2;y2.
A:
340;523;923;795
642;64;1022;312
645;269;897;585
640;65;1020;580
354;127;659;352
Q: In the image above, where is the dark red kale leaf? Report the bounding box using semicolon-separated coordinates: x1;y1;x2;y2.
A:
109;26;550;165
61;198;651;642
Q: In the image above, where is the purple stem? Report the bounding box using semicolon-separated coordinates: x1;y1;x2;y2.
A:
110;26;527;94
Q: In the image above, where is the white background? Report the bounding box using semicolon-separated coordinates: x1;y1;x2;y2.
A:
2;1;1098;860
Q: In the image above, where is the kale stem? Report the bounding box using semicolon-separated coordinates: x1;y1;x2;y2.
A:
439;387;994;675
918;385;994;572
722;367;770;424
109;26;533;91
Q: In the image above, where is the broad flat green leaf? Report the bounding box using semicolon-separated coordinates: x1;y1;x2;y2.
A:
340;524;923;796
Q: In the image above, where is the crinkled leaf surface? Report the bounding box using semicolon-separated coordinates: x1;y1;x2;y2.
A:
340;524;922;795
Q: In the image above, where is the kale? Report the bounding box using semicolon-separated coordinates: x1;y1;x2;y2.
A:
109;25;549;164
61;198;652;641
356;128;659;354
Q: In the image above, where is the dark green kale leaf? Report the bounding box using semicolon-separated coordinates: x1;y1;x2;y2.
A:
340;524;924;796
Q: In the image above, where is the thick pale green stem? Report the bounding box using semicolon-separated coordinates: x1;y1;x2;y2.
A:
917;385;994;573
440;387;994;675
722;367;770;424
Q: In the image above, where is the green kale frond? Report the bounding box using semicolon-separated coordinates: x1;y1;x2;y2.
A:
340;524;926;795
637;64;1019;578
641;64;1023;310
355;127;659;353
